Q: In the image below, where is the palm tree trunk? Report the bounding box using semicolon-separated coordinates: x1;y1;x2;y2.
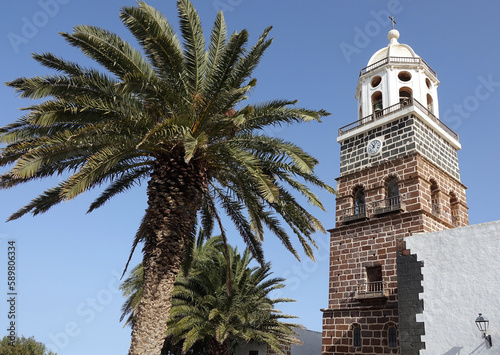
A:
129;153;206;355
208;339;229;355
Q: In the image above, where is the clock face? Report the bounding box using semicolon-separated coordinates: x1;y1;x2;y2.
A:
367;139;382;155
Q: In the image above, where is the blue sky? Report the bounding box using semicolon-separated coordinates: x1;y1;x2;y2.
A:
1;1;499;354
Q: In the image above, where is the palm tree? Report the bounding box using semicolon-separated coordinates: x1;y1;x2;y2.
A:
1;1;333;353
120;236;301;355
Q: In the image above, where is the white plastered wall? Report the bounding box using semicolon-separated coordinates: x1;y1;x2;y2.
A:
405;220;500;354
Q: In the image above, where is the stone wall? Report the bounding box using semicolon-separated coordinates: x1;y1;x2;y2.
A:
322;307;399;355
334;153;468;229
339;115;460;180
397;252;425;354
413;117;460;180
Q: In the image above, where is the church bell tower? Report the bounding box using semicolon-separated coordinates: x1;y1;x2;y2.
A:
321;28;468;355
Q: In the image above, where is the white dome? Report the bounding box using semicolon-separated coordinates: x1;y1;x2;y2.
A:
367;30;419;66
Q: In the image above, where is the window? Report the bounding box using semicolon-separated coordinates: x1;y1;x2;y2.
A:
386;177;399;206
388;326;397;347
371;75;382;87
343;186;368;223
450;192;459;226
356;265;386;299
353;324;362;347
354;188;366;215
366;265;382;284
430;179;440;215
398;71;411;82
425;77;432;89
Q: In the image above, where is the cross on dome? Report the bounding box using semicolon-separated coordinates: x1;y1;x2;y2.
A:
389;16;396;29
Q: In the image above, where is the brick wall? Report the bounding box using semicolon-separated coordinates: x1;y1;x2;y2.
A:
325;106;468;354
322;152;468;354
334;153;468;229
322;307;399;354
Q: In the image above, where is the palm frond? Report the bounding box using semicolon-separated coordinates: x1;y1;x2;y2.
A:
32;52;86;76
228;26;273;89
205;11;227;81
60;146;134;200
120;2;185;87
7;184;65;221
60;25;155;80
87;165;150;212
177;0;206;96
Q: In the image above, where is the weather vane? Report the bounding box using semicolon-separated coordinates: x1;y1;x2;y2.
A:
389;16;397;29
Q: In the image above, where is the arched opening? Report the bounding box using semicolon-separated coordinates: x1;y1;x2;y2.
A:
427;93;434;113
343;186;368;223
371;91;383;115
352;324;362;348
383;323;399;348
354;187;366;215
399;87;412;105
388;327;398;347
430;179;440;215
450;191;459;226
387;177;400;206
375;177;402;215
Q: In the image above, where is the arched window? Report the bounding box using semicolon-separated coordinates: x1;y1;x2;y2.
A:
399;87;412;105
427;94;434;113
387;177;399;206
388;326;397;347
430;179;440;215
383;322;398;348
372;91;383;115
352;324;362;347
450;192;459;226
354;187;366;215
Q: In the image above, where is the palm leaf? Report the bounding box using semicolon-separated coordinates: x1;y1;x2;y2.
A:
120;2;185;87
177;0;206;95
60;25;155;80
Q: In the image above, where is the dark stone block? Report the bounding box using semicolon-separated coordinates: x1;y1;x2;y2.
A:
397;253;425;355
